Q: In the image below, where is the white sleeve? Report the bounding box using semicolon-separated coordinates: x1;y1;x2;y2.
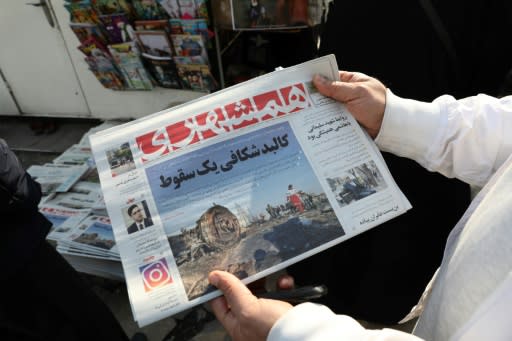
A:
375;90;512;187
268;303;424;341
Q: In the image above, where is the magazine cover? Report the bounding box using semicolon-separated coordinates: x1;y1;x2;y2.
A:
89;69;126;90
134;19;171;31
99;12;133;44
135;30;174;57
91;0;136;18
170;34;208;63
175;63;216;92
169;18;210;46
85;56;126;90
70;22;107;45
117;0;137;19
132;0;168;20
92;0;124;14
156;0;180;18
89;54;411;327
194;0;209;21
78;36;109;56
108;42;154;90
65;1;100;24
157;0;197;18
142;53;182;89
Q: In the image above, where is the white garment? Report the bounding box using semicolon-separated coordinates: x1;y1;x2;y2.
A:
268;90;512;341
378;91;512;187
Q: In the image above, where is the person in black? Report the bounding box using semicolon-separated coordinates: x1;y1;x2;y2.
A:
279;0;512;325
0;138;129;341
127;203;153;234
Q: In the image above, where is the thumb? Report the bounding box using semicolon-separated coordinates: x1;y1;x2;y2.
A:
209;270;257;314
313;74;359;103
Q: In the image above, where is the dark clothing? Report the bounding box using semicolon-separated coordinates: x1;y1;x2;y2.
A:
288;0;512;324
1;242;128;341
127;217;153;234
0;138;128;341
0;138;52;278
319;0;512;101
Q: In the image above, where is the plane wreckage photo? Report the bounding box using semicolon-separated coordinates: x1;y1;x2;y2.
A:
168;193;345;300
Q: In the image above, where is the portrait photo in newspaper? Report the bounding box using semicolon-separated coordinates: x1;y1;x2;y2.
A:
124;200;154;234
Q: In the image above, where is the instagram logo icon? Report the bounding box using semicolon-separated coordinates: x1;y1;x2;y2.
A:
139;258;173;292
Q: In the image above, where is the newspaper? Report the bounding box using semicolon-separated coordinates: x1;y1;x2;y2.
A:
52;144;94;165
42;181;103;210
42;205;92;243
58;214;119;257
27;163;89;194
58;251;124;281
89;54;412;327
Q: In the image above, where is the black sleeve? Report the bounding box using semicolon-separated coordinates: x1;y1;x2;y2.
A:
0;138;42;214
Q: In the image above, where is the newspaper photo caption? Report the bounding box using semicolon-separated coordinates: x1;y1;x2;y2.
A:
89;54;411;327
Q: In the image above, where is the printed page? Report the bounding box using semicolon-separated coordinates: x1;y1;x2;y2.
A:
42;181;103;210
288;88;411;235
89;54;411;326
27;163;89;194
52;144;93;165
59;215;119;257
42;205;92;242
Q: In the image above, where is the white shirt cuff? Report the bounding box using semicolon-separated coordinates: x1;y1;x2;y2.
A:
268;302;424;341
375;89;441;165
268;302;365;341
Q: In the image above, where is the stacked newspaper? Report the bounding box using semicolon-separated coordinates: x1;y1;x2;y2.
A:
89;55;412;327
28;121;126;280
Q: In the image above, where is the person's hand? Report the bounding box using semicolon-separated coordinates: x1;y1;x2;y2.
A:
313;71;387;138
209;270;293;341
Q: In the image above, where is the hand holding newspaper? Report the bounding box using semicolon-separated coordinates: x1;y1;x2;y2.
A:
89;55;411;327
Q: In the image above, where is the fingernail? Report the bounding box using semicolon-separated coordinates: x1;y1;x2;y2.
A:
208;272;219;286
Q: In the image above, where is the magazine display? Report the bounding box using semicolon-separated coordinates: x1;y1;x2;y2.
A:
89;55;412;327
65;0;216;91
